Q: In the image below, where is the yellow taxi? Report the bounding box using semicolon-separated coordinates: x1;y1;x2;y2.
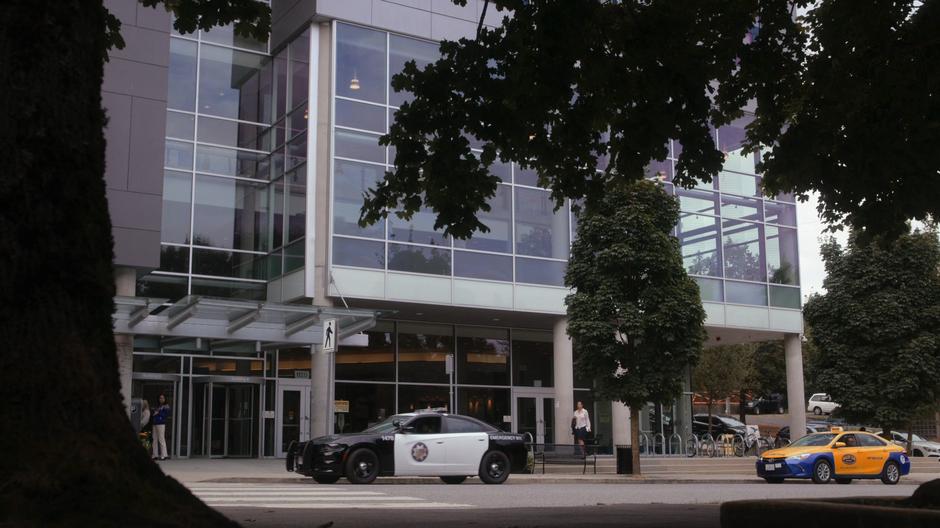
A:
756;427;910;484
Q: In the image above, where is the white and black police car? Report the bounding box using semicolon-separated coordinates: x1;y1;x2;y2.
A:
286;410;528;485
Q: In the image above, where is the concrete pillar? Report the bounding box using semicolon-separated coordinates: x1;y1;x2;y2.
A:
311;344;332;438
612;401;631;447
115;267;136;416
553;317;574;444
784;333;807;442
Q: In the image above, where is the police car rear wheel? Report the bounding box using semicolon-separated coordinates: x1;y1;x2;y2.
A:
346;448;380;484
881;461;901;485
835;478;852;484
313;475;341;484
479;450;510;484
440;476;467;484
812;460;832;484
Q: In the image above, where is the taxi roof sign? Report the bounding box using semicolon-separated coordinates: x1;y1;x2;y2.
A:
830;426;844;433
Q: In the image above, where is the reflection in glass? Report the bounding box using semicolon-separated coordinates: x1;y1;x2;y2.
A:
196;145;265;179
336;322;394;381
192;247;266;280
725;280;767;306
136;274;188;300
770;285;801;309
197;44;270;122
286;168;306;242
189;276;266;300
678;214;721;277
332;237;385;269
387;244;451;275
166;111;195;140
334;129;385;163
456;327;509;385
334;382;395;433
515;165;539;187
159;244;189;273
694;277;724;302
162;170;192;244
389;34;439;106
389;206;449;246
335;98;386;133
336;23;387;103
200;25;268;52
398;323;452;384
764;201;797;226
198;116;267;150
277;348;311;377
718;171;761;197
398;384;450;413
290;33;309;110
515;257;566;286
333;160;385;238
721;195;763;222
168;39;197;111
765;226;800;285
676;189;717;215
192;175;269;251
455;184;512;253
453;251;512;281
165;140;194;170
512;330;553;387
515;188;569;258
458;387;510;431
722;220;764;282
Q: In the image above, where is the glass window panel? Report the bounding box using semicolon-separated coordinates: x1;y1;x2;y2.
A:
515;188;569;259
389;34;439;107
389;206;449;246
721;195;763;222
286;169;306;242
725;280;768;306
288;105;307;141
515;257;566;286
722;220;764;282
191;357;263;376
515;165;539;187
165;140;194;170
397;323;453;384
274;55;287;120
456;327;509;386
159;245;189;273
334;129;385;163
335;321;394;381
284;239;304;273
191;247;266;280
133;355;181;374
336;23;387;104
333;160;385;238
645;159;674;181
770;285;801;309
455;184;512;253
489;160;511;183
678;214;721;277
136;273;188;300
290;32;309;109
387;244;451;275
266;249;283;278
168;38;197;111
162;170;192;244
166;111;194;140
195;145;265;179
334;382;396;433
192;174;270;251
766;226;800;285
454;251;512;282
197;44;270;122
718;171;761;197
676;189;718;215
694;277;724;302
200;24;268;52
286;131;306;170
197;116;267;150
775;192;796;203
398;385;450;413
335;98;386;133
189;276;266;300
717;116;756;174
764;201;797;226
458;387;510;431
270;178;284;248
276;347;311;378
332;237;385;269
512;330;553;387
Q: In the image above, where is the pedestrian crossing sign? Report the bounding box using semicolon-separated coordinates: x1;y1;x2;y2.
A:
322;319;336;352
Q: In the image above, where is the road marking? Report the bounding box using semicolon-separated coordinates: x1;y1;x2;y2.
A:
189;484;471;510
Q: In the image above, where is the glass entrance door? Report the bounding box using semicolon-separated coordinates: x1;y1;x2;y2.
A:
514;392;554;444
277;383;310;457
190;381;259;457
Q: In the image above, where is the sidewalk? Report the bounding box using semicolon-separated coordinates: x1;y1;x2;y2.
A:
159;458;940;486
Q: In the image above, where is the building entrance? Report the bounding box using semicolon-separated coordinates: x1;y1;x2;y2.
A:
513;389;555;444
132;378;178;457
191;380;261;457
276;382;311;457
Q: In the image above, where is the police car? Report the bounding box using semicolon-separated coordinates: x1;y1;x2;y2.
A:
757;427;910;484
286;410;528;484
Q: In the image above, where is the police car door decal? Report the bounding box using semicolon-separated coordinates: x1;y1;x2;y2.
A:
394;433;449;475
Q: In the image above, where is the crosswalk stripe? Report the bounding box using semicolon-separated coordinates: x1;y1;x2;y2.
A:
202;502;469;509
188;483;473;509
199;496;424;502
194;491;386;496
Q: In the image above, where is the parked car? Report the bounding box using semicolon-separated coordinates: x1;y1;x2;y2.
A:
774;422;833;448
746;394;785;415
885;431;940;457
692;414;748;438
807;393;840;415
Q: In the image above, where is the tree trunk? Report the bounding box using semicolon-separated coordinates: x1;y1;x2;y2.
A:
0;2;235;526
907;424;914;456
630;405;642;475
738;389;747;424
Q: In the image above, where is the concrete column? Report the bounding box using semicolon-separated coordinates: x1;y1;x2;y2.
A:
612;401;631;447
115;267;136;416
784;333;807;443
553;317;574;444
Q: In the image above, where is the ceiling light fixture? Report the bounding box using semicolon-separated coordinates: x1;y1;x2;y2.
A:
349;70;361;91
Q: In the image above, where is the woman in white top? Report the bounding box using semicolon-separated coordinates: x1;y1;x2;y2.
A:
573;401;591;455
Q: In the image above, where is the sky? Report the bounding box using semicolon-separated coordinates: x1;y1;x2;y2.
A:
797;192;848;300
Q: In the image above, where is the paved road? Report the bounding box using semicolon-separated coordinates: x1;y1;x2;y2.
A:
193;481;918;527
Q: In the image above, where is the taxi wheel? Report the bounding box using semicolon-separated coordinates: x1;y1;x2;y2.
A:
764;477;784;484
440;476;467;485
313;475;341;484
811;460;832;484
479;450;511;484
835;478;853;484
881;461;901;485
346;448;380;484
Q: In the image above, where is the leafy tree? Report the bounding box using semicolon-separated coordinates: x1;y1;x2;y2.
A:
804;228;940;439
693;344;751;435
566;180;706;475
0;1;268;525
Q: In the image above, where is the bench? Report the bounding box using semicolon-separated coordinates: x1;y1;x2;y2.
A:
532;443;597;474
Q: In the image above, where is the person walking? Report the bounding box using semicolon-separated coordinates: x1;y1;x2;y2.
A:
152;394;171;460
573;401;591;456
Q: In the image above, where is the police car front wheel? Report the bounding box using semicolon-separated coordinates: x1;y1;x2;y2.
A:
440;476;467;484
478;450;510;484
346;448;380;484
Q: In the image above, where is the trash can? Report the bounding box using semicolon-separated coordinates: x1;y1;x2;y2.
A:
616;444;633;474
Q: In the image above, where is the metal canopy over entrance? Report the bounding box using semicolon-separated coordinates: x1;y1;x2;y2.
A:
113;295;381;346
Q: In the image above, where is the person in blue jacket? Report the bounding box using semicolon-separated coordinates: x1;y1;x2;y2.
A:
152;394;171;460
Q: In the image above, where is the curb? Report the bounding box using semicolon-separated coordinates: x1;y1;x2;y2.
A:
188;475;935;485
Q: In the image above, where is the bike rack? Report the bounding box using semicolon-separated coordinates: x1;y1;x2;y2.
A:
668;432;683;456
652;433;666;455
638;432;652;455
